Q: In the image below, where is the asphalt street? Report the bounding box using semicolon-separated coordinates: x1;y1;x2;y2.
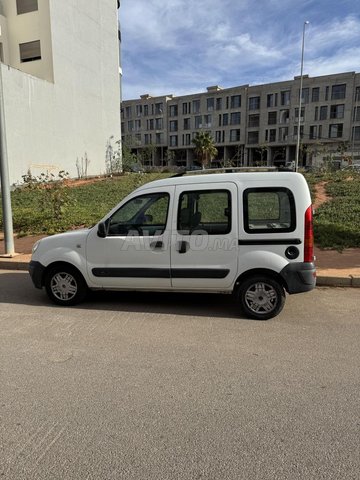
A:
0;270;359;480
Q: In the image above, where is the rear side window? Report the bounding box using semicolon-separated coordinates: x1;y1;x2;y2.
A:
243;188;296;233
178;190;231;234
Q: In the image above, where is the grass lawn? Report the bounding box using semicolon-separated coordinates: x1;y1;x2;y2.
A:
1;171;359;250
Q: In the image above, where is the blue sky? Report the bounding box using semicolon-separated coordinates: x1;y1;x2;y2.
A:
120;0;360;100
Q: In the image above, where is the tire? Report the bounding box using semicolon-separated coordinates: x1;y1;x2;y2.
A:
45;265;88;306
237;275;285;320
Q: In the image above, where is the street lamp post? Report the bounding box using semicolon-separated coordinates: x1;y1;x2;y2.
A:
295;20;309;172
0;62;15;256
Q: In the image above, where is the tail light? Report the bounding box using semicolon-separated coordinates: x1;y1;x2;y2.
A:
304;205;314;263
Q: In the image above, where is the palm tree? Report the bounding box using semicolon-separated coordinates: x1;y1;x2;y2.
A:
192;132;218;168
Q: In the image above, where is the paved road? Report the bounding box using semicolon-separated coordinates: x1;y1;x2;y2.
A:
0;270;359;480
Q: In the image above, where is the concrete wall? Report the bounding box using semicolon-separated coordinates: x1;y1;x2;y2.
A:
1;0;121;185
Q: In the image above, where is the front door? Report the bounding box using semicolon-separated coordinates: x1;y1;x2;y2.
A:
170;183;239;290
86;187;174;289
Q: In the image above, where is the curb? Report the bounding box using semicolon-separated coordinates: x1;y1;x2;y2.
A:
0;259;359;288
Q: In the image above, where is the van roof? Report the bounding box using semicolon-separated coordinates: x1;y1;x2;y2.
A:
136;170;306;191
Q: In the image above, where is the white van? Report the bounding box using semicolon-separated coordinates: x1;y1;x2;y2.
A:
29;169;316;320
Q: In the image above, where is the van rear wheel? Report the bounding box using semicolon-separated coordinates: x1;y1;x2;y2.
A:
237;275;285;320
45;265;87;306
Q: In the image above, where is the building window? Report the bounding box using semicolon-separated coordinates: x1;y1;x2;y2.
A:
182;102;190;115
155;118;163;130
330;104;344;119
329;124;343;138
183;133;191;146
134;119;141;131
331;84;346;100
183;118;191;130
169;105;178;117
311;87;320;102
354;106;360;122
125;106;132;118
265;129;276;142
281;90;291;106
248;114;260;127
155;133;163;145
279;127;288;141
314;106;318;121
293;125;304;138
230;112;241;125
279;110;289;124
143;105;149;116
230;129;240;142
207;98;214;111
147;119;154;130
135;104;142;116
247;131;259;144
144;133;152;145
319;106;328;120
155;103;163;115
230;95;241;108
169;120;178;132
268;111;277;125
248;96;260;110
294;107;305;120
356;87;360;102
16;0;38;15
216;98;222;110
194;116;202;129
19;40;41;62
300;88;309;103
127;120;134;131
169;135;178;147
309;125;317;139
134;134;141;145
267;93;277;107
215;131;223;143
203;114;212;127
193;99;201;114
325;86;329;101
222;113;229;126
353;126;360;141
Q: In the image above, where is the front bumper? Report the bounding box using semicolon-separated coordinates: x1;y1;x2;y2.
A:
280;262;316;294
29;260;45;289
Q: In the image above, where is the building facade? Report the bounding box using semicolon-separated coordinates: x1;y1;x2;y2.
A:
0;0;121;185
121;71;360;169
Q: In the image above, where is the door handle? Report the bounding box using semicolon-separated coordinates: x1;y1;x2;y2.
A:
177;240;189;254
150;241;163;250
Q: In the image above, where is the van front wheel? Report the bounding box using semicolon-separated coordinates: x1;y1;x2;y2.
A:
237;275;285;320
45;265;87;306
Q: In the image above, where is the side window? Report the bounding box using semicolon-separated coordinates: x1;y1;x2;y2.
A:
107;192;169;236
243;188;296;233
177;190;231;235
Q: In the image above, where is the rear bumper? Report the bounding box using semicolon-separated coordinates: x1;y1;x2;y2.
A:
280;262;316;294
29;260;45;289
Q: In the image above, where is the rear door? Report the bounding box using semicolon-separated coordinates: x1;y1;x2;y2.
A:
170;182;238;290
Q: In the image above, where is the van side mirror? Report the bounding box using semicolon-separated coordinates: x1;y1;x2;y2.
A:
97;222;107;238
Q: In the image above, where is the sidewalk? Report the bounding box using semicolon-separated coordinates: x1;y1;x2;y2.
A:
1;233;360;287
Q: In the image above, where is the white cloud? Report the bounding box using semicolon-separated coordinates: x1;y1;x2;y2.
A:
120;0;360;99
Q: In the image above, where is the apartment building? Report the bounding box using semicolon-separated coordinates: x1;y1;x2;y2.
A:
0;0;121;185
121;71;360;169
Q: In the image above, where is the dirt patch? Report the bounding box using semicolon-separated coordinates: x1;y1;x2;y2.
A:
313;181;331;210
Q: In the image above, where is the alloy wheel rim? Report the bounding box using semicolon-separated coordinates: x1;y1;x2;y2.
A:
51;272;78;301
245;282;278;314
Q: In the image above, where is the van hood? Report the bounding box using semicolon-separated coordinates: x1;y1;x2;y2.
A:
33;228;91;253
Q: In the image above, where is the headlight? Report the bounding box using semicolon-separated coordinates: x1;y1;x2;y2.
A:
32;240;41;254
